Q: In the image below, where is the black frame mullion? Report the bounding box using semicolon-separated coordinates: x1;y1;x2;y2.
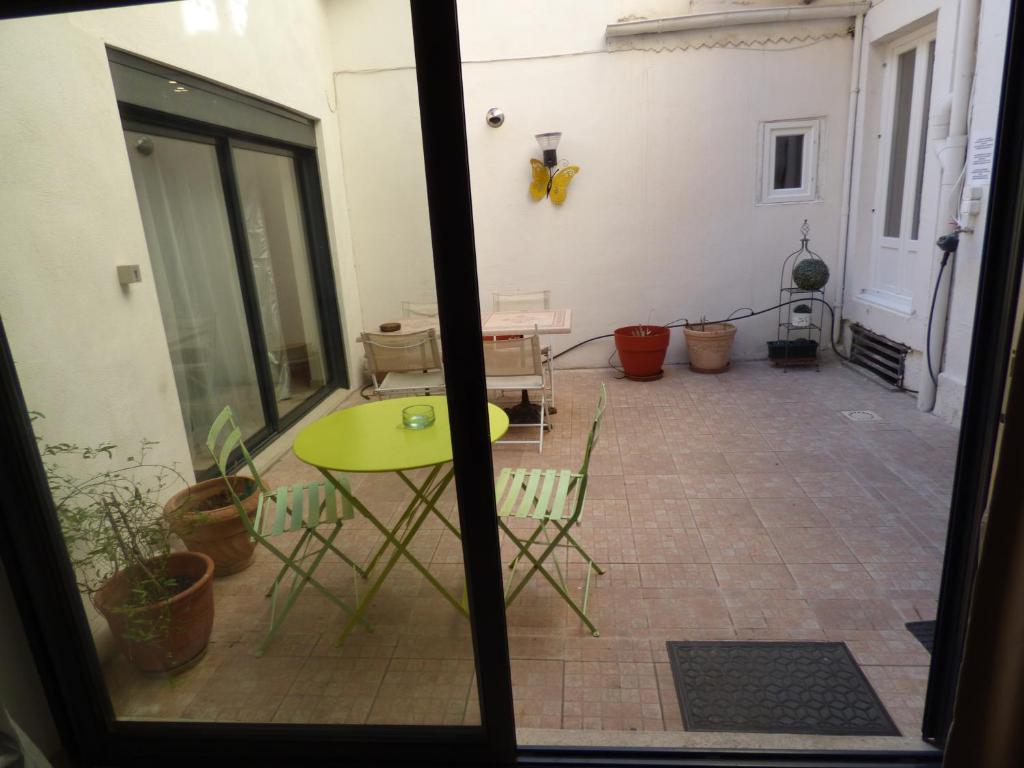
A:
294;149;348;389
409;0;516;761
921;0;1024;746
219;136;280;436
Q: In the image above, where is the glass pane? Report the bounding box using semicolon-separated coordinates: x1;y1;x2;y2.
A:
884;49;917;237
2;0;480;732
773;134;804;190
232;148;328;418
911;41;936;240
124;130;265;468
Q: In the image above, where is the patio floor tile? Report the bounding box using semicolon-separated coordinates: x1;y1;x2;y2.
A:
105;362;954;747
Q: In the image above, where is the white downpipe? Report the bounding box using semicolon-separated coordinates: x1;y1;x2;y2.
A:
605;3;870;37
919;0;980;412
835;12;866;349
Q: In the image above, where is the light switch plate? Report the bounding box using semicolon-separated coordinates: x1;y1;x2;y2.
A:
117;264;142;285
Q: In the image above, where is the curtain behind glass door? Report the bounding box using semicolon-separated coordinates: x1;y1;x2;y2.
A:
231;147;328;419
124;130;266;465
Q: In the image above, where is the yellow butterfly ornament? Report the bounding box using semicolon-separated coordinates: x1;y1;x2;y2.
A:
529;158;580;206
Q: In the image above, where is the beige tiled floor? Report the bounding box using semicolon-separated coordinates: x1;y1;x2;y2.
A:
106;361;954;750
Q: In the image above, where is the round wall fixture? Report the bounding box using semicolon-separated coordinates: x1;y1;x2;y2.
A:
485;107;505;127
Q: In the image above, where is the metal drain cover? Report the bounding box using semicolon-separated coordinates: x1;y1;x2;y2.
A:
841;410;883;422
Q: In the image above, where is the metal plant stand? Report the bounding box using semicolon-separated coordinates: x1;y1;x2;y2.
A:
772;220;825;370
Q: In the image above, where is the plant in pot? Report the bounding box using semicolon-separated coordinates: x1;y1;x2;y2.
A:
791;303;813;328
164;472;260;577
39;423;215;676
682;317;737;373
614;323;670;381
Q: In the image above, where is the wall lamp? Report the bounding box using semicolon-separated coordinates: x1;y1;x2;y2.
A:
530;132;580;205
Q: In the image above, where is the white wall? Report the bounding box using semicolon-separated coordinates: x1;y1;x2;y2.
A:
329;0;854;367
0;0;363;465
0;0;364;662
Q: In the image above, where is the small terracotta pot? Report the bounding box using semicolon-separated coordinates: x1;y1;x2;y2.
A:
94;551;214;676
614;325;670;381
682;322;737;373
165;476;260;576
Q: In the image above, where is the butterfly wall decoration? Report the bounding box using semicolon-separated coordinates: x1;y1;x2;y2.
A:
529;159;580;206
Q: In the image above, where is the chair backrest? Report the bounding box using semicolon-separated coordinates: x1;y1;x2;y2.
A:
360;328;442;376
205;406;268;535
401;300;439;319
482;334;544;378
492;290;550;313
571;384;608;520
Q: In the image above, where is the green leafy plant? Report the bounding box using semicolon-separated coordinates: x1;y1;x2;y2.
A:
33;413;189;645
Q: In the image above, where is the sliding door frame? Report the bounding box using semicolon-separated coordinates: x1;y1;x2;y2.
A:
121;106;348;475
2;0;1024;765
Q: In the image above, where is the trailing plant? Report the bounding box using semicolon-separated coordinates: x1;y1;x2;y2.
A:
33;413;190;646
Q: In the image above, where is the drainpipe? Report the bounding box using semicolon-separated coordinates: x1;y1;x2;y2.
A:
605;3;870;37
919;0;980;412
835;11;866;349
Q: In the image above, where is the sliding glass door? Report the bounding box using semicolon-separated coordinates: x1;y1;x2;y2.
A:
124;127;334;473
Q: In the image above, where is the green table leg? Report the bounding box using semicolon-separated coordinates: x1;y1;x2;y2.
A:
319;464;470;647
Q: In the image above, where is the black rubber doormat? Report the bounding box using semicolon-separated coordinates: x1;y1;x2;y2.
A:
666;641;901;736
905;620;935;653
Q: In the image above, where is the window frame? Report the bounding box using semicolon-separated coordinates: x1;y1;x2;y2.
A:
759;118;821;204
118;104;348;478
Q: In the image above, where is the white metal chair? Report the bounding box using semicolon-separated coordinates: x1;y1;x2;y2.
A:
491;290;556;412
401;301;439;319
484;334;547;452
492;290;551;313
359;328;445;398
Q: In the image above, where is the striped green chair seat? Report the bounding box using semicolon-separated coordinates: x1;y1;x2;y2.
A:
496;384;607;636
207;406;369;655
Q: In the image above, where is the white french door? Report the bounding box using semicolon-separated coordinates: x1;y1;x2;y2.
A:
869;30;936;312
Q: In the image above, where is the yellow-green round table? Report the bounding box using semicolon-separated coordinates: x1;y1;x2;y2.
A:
293;396;509;645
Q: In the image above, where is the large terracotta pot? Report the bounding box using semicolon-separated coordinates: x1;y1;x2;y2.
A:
682;322;737;373
614;326;671;381
165;476;260;576
94;551;214;676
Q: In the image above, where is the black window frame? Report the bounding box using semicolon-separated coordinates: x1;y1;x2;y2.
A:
118;101;348;477
2;0;1024;766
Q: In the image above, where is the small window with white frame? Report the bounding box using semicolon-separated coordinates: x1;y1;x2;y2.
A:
759;119;820;203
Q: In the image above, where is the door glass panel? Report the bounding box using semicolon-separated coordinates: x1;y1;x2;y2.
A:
773;134;804;190
911;41;936;240
884;49;917;237
232;148;328;418
124;130;265;466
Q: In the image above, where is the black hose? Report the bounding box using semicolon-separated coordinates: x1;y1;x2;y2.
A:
926;254;951;385
550;297;919;395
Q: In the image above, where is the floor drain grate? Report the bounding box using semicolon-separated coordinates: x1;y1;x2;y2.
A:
841;410;883;422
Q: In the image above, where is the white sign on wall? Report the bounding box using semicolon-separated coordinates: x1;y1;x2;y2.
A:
968;134;995;184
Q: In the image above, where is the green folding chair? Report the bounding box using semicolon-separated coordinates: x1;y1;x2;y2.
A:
206;406;371;655
495;384;607;636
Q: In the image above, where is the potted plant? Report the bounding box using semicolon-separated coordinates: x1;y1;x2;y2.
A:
614;323;670;380
165;475;260;577
682;318;737;373
38;421;215;676
792;304;812;328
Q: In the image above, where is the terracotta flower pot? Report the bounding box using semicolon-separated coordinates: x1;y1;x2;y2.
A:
165;476;260;576
614;325;670;380
682;322;737;373
94;551;214;676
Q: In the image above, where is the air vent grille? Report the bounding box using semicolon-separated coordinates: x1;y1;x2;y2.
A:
849;324;909;388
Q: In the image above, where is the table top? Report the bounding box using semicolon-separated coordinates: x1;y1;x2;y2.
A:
376;309;572;337
293;396;510;473
483;309;572;336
